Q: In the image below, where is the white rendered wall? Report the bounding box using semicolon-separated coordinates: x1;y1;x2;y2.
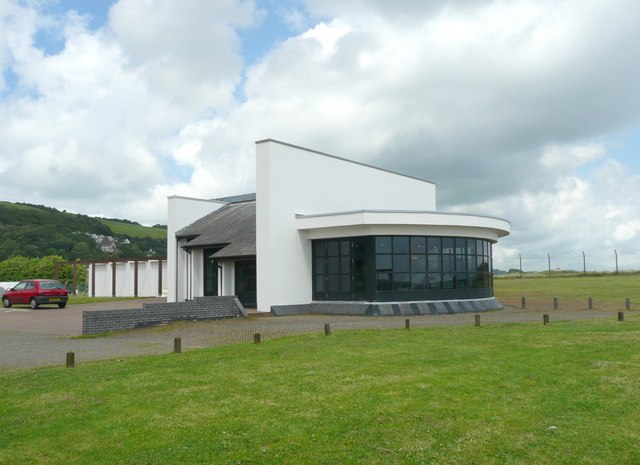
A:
167;196;226;302
89;260;167;297
256;140;439;312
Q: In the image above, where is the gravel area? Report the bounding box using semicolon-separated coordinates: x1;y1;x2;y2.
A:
0;300;633;370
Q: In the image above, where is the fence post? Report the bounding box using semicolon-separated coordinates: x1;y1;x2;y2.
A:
553;297;558;310
618;311;625;322
324;323;331;336
588;297;593;310
66;352;75;368
253;333;262;344
543;314;549;325
405;319;410;330
474;314;481;327
521;296;527;309
174;337;182;353
626;298;631;310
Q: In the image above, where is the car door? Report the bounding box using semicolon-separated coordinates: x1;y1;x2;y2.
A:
22;281;36;304
11;281;28;304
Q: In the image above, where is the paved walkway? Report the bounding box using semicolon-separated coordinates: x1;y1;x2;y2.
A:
0;299;633;370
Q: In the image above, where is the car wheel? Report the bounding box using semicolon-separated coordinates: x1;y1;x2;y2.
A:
2;298;10;308
30;298;39;309
58;302;67;309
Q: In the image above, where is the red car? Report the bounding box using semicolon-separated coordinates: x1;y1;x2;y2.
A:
2;279;69;309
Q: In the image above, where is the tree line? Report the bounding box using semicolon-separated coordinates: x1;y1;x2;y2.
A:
0;202;166;261
0;255;86;285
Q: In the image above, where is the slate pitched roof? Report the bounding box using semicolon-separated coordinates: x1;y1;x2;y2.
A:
176;197;256;258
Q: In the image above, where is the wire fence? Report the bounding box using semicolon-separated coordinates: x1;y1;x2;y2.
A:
497;250;640;274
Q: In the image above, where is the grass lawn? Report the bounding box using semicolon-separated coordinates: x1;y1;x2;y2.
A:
97;218;166;239
495;274;640;310
2;317;640;464
66;295;148;305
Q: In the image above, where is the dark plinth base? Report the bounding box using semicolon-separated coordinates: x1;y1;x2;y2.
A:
271;297;503;316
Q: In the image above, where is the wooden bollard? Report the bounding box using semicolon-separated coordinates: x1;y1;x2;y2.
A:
553;297;559;310
618;311;624;322
253;333;262;344
588;297;593;310
626;298;631;310
405;319;410;330
174;337;182;353
521;296;526;309
324;323;331;336
543;314;549;325
66;352;75;368
474;314;480;327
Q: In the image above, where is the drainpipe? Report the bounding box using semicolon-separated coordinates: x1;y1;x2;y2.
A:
218;263;223;296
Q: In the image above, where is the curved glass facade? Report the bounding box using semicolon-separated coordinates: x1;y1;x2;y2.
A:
313;235;493;302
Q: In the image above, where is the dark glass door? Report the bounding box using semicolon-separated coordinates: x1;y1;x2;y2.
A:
203;249;218;296
235;260;256;307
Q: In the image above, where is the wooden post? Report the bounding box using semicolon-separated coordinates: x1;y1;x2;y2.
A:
91;261;96;297
626;298;631;310
521;296;526;309
618;311;624;322
474;314;481;327
543;314;549;325
253;333;262;344
553;297;558;310
588;297;593;310
405;319;410;330
157;257;163;297
324;323;331;335
174;337;182;353
111;260;117;297
72;263;77;295
66;352;75;368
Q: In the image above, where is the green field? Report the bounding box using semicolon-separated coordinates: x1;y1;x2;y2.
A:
2;317;640;464
98;218;167;240
495;273;640;309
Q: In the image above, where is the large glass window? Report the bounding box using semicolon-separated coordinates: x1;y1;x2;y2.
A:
312;235;495;301
314;238;352;299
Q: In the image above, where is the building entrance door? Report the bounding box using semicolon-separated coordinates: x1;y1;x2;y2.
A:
203;249;218;296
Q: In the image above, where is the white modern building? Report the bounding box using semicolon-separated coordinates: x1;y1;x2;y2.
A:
167;139;510;315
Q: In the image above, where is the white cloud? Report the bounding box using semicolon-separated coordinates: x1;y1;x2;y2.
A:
540;142;605;170
1;0;640;271
108;0;258;112
614;221;640;242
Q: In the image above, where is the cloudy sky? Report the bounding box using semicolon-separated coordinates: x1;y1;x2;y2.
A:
1;0;639;271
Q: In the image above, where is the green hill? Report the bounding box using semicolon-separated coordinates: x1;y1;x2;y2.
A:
98;218;167;240
0;201;166;261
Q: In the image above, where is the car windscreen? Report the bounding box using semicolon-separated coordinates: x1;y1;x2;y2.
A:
40;281;66;290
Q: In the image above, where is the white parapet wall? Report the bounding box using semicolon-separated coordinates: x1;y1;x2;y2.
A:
256;139;439;312
88;259;167;297
166;196;227;302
